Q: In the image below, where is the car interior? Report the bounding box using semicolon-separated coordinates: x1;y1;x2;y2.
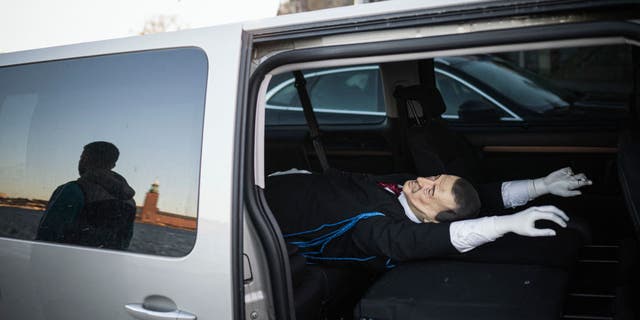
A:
253;39;639;320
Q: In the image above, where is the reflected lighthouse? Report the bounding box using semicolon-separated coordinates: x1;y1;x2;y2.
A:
137;180;196;230
140;179;160;222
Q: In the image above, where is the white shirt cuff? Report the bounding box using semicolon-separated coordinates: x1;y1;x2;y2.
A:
501;180;532;208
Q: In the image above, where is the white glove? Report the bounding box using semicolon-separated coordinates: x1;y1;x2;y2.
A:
530;167;593;198
493;205;569;237
449;205;569;252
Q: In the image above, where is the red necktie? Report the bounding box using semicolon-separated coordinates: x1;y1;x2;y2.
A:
377;182;402;196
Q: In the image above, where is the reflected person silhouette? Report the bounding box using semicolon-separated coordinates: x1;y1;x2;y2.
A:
36;141;136;250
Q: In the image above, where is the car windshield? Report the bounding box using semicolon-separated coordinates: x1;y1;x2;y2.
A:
449;56;576;114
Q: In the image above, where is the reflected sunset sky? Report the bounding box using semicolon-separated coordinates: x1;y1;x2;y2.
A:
0;48;206;217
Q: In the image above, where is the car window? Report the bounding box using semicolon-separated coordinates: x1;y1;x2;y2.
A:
266;66;386;125
437;46;632;124
436;71;514;121
0;48;206;257
453;58;570;114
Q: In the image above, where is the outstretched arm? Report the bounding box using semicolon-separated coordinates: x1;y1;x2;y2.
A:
449;205;569;252
352;217;458;262
352;205;569;260
501;167;592;208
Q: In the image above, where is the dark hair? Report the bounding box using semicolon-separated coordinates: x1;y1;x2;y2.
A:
435;177;480;222
83;141;119;169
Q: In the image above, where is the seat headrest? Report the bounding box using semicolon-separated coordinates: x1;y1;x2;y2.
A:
394;85;446;118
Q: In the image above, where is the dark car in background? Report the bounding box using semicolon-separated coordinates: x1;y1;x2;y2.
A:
265;54;628;126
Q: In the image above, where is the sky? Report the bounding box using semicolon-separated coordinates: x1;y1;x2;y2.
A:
0;0;281;53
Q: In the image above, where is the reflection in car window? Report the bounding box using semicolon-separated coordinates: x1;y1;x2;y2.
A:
311;70;379;111
451;57;570;114
35;141;137;250
436;72;509;119
0;48;206;257
268;81;300;107
266;66;386;125
438;47;631;123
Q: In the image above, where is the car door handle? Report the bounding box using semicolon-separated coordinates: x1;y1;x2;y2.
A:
125;303;197;320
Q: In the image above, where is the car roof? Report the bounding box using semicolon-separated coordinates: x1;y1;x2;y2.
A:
242;0;487;31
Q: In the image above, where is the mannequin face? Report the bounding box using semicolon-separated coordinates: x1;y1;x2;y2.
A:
402;175;459;223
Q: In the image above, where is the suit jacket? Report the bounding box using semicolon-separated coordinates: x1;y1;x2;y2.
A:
265;169;503;269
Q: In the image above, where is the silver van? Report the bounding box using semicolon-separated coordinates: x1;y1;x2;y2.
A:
1;1;639;319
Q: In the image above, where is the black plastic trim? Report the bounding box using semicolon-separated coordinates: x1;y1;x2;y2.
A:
254;21;640;75
233;32;250;320
250;0;639;43
634;46;640;122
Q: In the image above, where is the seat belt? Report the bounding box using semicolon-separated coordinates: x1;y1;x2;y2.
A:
393;85;415;171
293;71;330;172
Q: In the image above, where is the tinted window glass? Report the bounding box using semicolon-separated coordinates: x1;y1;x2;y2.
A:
0;48;206;256
311;69;380;111
452;57;570;113
268;82;299;107
266;66;386;125
438;46;632;123
436;71;510;120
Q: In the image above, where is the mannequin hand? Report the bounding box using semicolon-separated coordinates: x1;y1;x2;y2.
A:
532;167;592;198
494;206;569;237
